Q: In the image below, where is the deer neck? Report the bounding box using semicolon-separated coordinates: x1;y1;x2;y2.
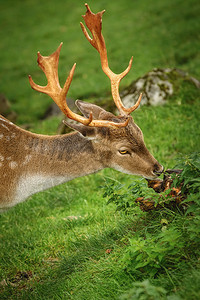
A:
5;129;104;207
24;131;103;176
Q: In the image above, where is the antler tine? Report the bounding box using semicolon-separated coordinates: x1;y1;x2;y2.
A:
80;3;142;116
29;43;129;128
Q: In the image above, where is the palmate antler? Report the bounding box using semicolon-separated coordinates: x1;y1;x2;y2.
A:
80;3;142;116
29;4;141;128
29;43;127;128
29;43;93;125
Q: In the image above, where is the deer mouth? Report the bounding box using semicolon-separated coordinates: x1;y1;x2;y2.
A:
153;170;164;177
145;168;164;180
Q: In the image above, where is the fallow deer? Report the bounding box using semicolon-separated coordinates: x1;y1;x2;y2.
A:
0;4;163;211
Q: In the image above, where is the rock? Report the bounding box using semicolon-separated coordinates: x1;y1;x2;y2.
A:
41;98;76;120
120;68;200;108
0;94;17;122
40;98;78;134
40;102;62;120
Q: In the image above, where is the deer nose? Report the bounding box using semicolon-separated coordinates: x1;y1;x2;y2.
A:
153;163;164;176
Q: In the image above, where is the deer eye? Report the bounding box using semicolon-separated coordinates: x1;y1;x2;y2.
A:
119;149;130;155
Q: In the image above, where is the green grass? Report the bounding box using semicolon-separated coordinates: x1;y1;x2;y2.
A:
0;0;199;123
0;0;200;299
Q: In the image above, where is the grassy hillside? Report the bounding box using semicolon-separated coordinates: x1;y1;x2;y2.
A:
0;0;200;299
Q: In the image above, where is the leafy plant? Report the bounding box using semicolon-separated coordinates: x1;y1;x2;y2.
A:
121;226;186;277
172;152;200;215
103;179;158;214
119;280;167;300
102;181;143;214
104;153;200;215
103;153;200;280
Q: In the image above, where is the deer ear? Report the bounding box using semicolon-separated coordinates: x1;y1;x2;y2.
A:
63;120;96;139
75;100;108;119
